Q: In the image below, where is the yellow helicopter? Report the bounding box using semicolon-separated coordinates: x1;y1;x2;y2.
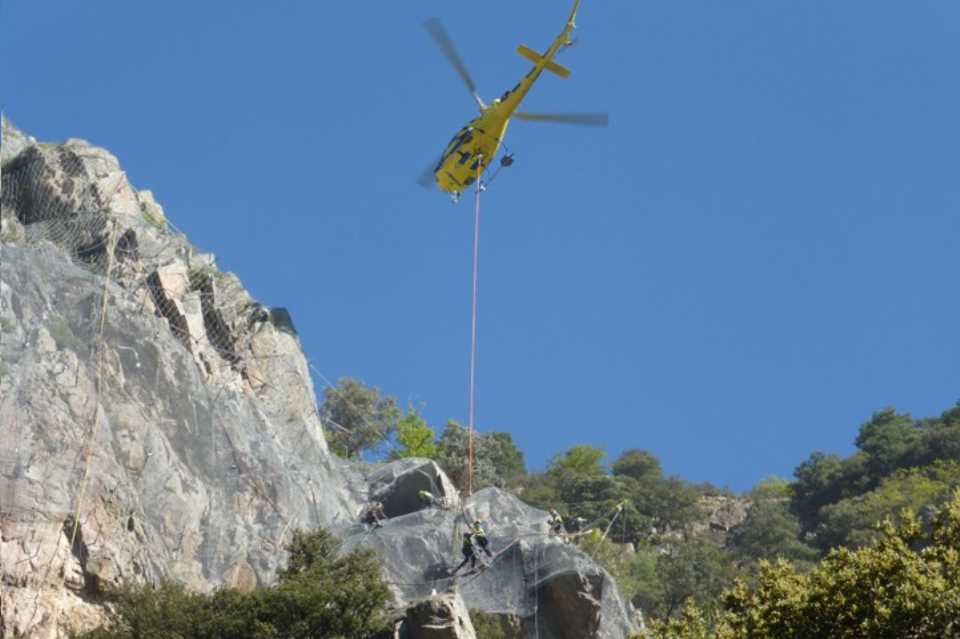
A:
419;0;608;200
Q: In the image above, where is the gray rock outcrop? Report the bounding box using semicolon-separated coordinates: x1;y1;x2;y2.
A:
691;494;750;544
0;117;637;638
1;116;363;637
369;458;461;517
402;592;476;639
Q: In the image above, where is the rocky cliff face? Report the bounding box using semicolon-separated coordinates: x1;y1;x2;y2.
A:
0;118;637;638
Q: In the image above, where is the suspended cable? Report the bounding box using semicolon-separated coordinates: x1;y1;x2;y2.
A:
466;156;483;496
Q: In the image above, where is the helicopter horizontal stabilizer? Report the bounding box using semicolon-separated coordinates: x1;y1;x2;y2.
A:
516;45;571;78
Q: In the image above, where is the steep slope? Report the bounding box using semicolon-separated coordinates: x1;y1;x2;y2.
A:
0;118;365;636
0;118;637;638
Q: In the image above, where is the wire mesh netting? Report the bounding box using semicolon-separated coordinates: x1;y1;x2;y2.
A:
0;116;372;632
0;117;638;638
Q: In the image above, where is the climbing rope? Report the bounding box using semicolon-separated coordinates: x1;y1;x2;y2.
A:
38;219;119;630
600;500;627;541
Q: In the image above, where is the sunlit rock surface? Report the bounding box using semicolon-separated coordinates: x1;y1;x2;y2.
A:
0;117;636;638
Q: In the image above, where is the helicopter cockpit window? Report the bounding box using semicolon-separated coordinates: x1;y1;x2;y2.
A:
458;152;473;165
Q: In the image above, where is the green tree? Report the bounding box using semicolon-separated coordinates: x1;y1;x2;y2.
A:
391;408;437;459
436;421;526;491
727;489;816;568
75;528;391;639
816;461;960;551
556;472;622;534
649;489;960;639
855;407;919;480
654;538;737;619
319;377;400;459
791;451;868;531
520;445;610;522
517;471;562;511
548;445;607;479
483;431;526;488
610;474;702;543
522;447;701;546
906;403;960;468
749;476;792;500
278;527;340;579
612;449;663;483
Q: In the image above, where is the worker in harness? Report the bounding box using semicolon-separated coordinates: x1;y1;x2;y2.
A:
548;507;566;539
472;520;494;558
453;531;478;574
361;501;386;529
571;516;589;534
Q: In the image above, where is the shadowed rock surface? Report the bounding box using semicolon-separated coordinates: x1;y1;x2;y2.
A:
369;458;461;517
0;117;636;638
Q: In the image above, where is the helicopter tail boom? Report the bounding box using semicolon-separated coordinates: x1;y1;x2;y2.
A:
516;45;571;78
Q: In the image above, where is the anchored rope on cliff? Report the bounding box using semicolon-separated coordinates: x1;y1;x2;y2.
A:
3;136;358;633
31;221;120;632
65;221;117;556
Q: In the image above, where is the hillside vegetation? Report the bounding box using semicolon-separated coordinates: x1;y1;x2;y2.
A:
323;377;960;633
74;529;391;639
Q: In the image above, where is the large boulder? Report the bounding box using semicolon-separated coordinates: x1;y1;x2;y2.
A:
339;488;636;639
534;567;604;638
369;458;462;518
403;592;477;639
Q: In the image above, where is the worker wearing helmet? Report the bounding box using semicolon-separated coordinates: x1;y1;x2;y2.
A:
418;489;443;509
361;501;386;529
472;520;493;558
453;531;478;574
548;507;566;537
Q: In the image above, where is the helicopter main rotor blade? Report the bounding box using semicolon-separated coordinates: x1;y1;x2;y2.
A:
417;156;441;190
513;112;609;126
423;18;486;111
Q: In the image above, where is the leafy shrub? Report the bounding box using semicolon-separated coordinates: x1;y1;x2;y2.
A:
74;528;391;639
649;489;960;639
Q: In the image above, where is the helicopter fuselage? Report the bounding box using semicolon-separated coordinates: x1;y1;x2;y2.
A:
433;70;543;194
432;0;579;195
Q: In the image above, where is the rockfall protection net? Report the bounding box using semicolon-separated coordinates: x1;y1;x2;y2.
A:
0;120;638;638
0;118;366;629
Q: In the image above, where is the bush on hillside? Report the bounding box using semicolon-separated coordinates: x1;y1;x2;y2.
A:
647;489;960;639
74;528;391;639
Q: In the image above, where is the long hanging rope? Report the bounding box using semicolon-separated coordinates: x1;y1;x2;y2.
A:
533;542;541;639
466;156;483;496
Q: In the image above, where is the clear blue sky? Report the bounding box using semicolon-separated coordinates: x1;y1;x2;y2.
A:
3;1;958;491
